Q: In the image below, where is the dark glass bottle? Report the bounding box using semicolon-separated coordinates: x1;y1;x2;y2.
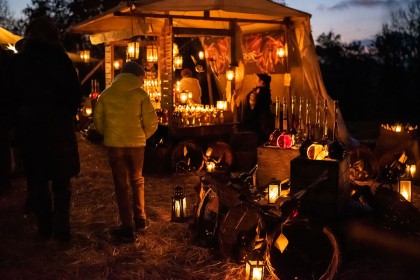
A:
328;100;346;160
267;97;282;146
294;97;304;146
282;97;288;132
313;98;322;141
320;99;332;147
299;99;313;158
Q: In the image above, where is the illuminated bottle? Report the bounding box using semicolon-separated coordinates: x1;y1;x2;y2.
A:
328;100;346;160
282;97;288;132
267;97;282;146
299;99;313;157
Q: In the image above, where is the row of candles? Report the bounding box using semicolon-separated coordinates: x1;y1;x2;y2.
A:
172;101;228;127
382;123;418;133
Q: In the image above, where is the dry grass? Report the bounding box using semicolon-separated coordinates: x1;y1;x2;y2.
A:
0;134;264;280
1;133;419;279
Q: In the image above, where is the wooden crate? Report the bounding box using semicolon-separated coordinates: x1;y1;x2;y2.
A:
256;146;299;189
290;156;351;224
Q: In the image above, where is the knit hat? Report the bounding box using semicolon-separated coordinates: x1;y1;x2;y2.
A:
121;61;145;77
257;73;271;85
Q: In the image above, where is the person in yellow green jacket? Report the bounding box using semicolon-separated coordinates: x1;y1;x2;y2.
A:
94;61;158;243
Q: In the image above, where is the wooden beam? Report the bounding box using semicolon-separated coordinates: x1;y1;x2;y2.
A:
173;27;233;36
114;11;286;25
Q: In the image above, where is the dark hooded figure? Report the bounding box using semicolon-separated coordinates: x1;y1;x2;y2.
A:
242;73;274;145
8;16;83;242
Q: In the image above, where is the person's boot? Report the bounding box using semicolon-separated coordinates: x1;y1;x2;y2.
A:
52;181;72;242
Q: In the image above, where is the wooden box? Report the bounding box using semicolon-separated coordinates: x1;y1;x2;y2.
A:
256;146;299;189
290;156;351;224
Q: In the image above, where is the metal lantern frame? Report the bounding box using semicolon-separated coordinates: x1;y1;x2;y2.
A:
147;43;158;63
174;54;183;69
126;41;140;60
171;185;187;222
79;50;90;63
397;175;412;202
245;258;265;280
268;181;280;204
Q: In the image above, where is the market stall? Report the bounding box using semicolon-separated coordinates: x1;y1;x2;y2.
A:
68;0;351;173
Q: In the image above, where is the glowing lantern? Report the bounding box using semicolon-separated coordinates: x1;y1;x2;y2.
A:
226;67;235;81
147;44;158;63
113;60;122;70
85;107;92;116
126;41;140;60
206;161;216;173
409;164;416;178
268;180;280;204
79;50;90;63
173;43;179;56
198;50;204;60
171;185;187;222
277;46;285;58
397;176;412;202
174;54;183;69
216;100;228;111
395;124;402;132
179;91;189;105
245;257;265;280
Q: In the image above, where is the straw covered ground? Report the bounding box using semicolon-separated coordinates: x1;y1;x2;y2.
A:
0;133;419;279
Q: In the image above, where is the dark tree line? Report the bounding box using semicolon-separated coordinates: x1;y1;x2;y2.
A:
316;1;420;125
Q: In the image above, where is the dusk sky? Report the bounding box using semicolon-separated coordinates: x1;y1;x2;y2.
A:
8;0;409;43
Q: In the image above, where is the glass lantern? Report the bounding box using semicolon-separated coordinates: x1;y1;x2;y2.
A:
268;180;280;204
171;185;187;222
245;257;265;280
397;176;412;202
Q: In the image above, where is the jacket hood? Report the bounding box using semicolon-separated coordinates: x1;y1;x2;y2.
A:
111;73;141;92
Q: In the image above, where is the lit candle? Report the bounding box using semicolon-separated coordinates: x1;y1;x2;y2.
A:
268;183;280;204
206;161;216;172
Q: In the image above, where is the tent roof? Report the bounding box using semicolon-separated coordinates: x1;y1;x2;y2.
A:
69;0;311;42
0;27;22;45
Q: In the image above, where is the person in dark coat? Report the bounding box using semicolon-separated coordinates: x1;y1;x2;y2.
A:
9;16;83;242
0;47;13;195
242;73;274;145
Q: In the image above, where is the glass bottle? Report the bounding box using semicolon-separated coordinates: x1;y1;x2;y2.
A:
320;99;331;147
313;98;322;142
267;97;282;146
328;100;346;160
282;97;288;132
299;99;313;158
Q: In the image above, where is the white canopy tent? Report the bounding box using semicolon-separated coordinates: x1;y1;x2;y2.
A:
69;0;351;145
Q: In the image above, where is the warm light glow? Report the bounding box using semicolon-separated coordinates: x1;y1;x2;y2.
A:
410;165;416;177
246;259;265;280
395;124;402;132
252;268;263;280
206;161;216;173
216;100;228;110
127;41;140;60
147;44;158;63
79;50;90;63
398;179;412;202
268;184;280;204
174;54;183;69
173;43;179;56
172;186;187;222
226;67;235;81
198;51;204;60
85;107;92;116
277;46;285;58
113;60;121;70
180;91;188;104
